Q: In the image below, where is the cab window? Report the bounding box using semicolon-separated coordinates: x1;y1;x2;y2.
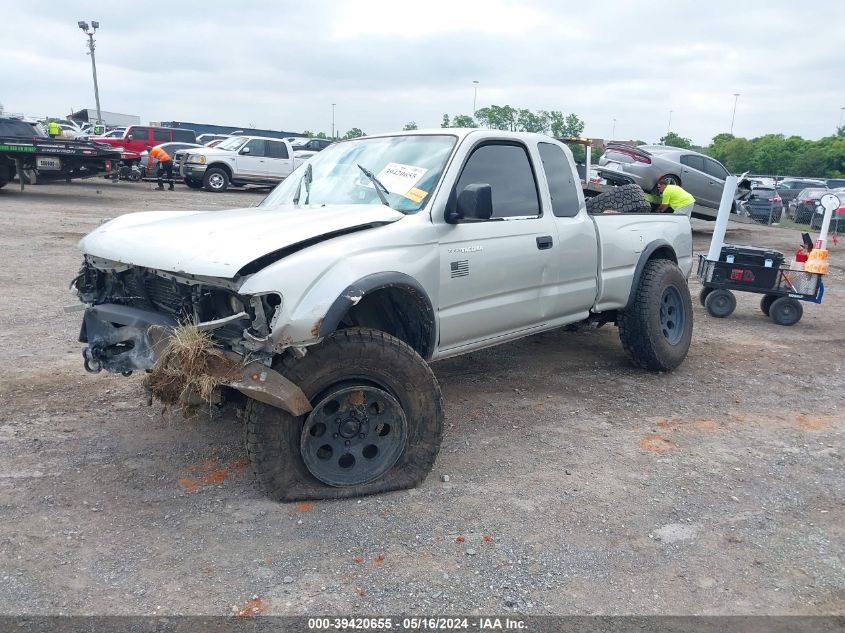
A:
455;143;540;219
538;142;580;218
242;139;266;157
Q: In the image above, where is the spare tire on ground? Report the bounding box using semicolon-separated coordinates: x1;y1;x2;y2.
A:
586;184;652;214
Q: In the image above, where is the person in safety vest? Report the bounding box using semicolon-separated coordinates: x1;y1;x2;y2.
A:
47;120;62;138
656;178;695;216
146;145;174;190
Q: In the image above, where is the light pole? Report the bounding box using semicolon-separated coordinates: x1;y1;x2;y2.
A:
77;20;102;125
472;80;479;116
730;93;740;135
667;110;673;137
611;118;616;140
839;106;845;130
331;103;336;139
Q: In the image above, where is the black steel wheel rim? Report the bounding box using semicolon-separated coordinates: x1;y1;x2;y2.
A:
300;385;407;487
660;285;685;345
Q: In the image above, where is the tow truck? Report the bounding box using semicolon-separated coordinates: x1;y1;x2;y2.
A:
0;117;120;190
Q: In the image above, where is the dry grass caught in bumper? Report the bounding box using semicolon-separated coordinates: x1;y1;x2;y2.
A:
143;324;242;416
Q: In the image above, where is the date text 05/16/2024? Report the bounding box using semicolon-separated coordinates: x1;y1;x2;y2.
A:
307;617;527;630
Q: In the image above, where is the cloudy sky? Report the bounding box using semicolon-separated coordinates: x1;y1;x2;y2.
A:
2;0;842;145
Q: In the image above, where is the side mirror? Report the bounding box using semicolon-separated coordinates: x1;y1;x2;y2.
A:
126;135;133;141
240;146;251;155
446;184;493;224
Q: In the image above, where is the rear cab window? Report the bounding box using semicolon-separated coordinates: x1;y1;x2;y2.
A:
538;142;580;218
455;142;540;219
267;140;289;159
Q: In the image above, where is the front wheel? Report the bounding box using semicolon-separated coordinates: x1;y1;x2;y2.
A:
618;259;693;372
245;328;444;501
203;167;229;192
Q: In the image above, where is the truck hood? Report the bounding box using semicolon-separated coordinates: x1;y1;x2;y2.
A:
79;205;405;278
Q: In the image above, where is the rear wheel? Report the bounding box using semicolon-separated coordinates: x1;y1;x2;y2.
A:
769;297;802;326
618;259;693;372
203;167;229;192
704;289;736;318
245;328;444;501
760;294;778;316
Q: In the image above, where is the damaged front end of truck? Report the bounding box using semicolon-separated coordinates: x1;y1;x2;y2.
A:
71;256;311;417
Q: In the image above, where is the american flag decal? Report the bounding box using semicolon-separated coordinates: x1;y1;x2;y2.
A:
450;260;469;278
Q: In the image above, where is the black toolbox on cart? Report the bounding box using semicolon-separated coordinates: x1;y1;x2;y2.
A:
711;245;785;289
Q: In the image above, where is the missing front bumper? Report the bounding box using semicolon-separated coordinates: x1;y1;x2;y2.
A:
79;305;311;417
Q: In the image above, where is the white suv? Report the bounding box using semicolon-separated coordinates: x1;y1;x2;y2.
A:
180;135;304;192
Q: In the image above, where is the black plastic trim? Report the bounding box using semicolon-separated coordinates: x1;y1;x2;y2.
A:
624;240;678;309
318;273;436;359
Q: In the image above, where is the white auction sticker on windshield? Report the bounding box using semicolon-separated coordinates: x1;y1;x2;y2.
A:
376;163;428;195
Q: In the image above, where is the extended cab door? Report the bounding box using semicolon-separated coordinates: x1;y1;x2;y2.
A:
536;141;599;320
265;140;294;181
437;141;556;350
234;138;267;180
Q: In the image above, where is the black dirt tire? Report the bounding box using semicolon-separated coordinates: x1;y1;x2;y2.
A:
586;183;652;214
698;287;714;307
184;178;203;189
203;167;229;192
760;294;778;316
245;328;444;502
618;259;693;372
769;297;803;326
704;288;736;318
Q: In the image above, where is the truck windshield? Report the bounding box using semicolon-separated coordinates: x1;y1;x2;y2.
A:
260;134;457;213
216;136;249;151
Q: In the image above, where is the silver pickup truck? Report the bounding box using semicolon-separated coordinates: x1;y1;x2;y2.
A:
72;129;693;501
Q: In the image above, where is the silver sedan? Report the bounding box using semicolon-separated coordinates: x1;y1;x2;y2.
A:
599;144;731;209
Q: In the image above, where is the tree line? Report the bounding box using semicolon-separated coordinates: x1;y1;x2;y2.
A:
301;105;587;142
659;130;845;178
301;112;844;178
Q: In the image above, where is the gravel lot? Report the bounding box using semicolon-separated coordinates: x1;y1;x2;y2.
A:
0;180;842;616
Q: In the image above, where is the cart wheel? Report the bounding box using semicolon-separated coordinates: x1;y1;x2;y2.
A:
769;297;802;326
704;289;736;318
698;287;714;307
760;294;778;316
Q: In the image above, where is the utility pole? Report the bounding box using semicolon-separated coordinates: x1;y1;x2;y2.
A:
839;106;845;130
472;80;479;116
611;118;616;140
331;103;336;140
78;21;102;125
667;110;673;136
730;93;740;135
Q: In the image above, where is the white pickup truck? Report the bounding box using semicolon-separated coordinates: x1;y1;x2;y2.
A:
72;129;693;501
179;135;305;192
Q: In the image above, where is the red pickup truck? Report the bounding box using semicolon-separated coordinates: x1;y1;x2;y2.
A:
91;125;196;154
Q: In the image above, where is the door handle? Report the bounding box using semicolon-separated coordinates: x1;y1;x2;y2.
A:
536;235;553;250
